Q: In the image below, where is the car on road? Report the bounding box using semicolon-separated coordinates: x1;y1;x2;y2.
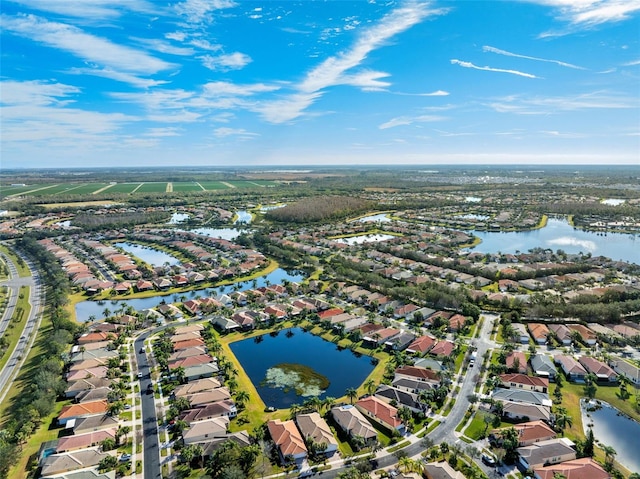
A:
137;372;143;378
482;453;496;467
119;453;131;462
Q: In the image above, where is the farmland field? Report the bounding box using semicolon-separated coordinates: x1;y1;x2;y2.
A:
199;181;232;191
64;183;110;195
103;183;143;194
0;184;58;198
25;184;84;196
231;180;276;188
135;182;169;193
171;182;205;192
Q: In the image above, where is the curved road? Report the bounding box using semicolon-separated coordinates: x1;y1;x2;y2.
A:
0;248;44;405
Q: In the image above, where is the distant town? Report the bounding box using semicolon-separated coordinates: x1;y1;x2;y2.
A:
0;165;639;479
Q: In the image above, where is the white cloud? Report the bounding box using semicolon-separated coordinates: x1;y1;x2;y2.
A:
421;90;450;96
8;0;154;20
143;127;182;137
257;1;444;123
489;91;636;114
340;70;392;91
0;80;133;143
379;114;445;129
201;52;252;71
175;0;236;25
214;127;259;138
134;38;195;56
202;81;279;96
482;45;585;69
531;0;640;35
623;59;640;66
450;59;540;78
67;68;168;88
2;14;175;78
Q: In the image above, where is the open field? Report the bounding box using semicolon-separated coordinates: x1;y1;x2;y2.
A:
63;183;110;195
41;200;123;209
199;181;232;190
171;182;205;192
102;183;143;193
135;182;169;193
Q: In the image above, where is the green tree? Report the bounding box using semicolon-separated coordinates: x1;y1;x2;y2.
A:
346;387;358;404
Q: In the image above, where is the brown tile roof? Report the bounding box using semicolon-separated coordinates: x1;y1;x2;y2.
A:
267;419;307;457
356;396;402;430
533;458;609;479
406;335;437;354
499;373;548;389
395;365;440;382
58;400;108;420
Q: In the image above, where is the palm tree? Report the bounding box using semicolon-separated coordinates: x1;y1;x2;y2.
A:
601;444;617;470
554;407;573;435
364;379;376;396
235;390;250;410
345;387;358;404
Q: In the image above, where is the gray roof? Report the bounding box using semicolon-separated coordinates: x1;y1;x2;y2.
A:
531;354;557;376
492;388;552;407
374;385;422;410
517;438;576;467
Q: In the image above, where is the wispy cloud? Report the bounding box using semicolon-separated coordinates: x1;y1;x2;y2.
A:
175;0;236;26
2;14;175;86
532;0;640;36
489;91;636;114
8;0;155;20
1;80;133;143
257;1;444;123
340;70;392;91
214;127;259;138
483;45;585;69
134;38;195;56
201;52;252;71
379;114;445;129
540;130;586;138
623;59;640;66
451;59;540;78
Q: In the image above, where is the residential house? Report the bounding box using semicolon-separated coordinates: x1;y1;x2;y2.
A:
75;387;111;404
355;396;405;435
491;388;552;407
447;314;467;333
179;400;237;423
394;365;440;385
533;458;610;479
554;355;588;382
578;356;617;383
429;340;455;358
183;362;219;382
518;438;577;470
501;401;552;422
423;461;466;479
70;415;119;435
406;335;437;355
548;324;572;346
58;400;109;426
40;450;115;478
173;377;222;398
530;355;557;381
64;378;113;398
609;359;640;387
77;332;116;345
169;353;215;370
512;323;530;344
385;331;416;351
295;412;338;456
363;327;401;347
374;385;424;413
184;388;231;407
528;323;550;345
55;429;117;453
267;419;308;465
506;351;528;374
392;377;435;395
330;405;377;446
210;315;240;332
499;373;549;393
183;417;230;444
491;420;556;447
168;346;209;362
567;324;597;346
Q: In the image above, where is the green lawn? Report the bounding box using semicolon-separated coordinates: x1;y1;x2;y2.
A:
26;184;84;196
104;183;143;193
136;182;168;193
0;184;58;198
64;183;110;195
199;181;232;190
171;182;205;192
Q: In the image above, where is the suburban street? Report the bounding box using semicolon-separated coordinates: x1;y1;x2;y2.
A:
135;329;163;479
0;248;43;405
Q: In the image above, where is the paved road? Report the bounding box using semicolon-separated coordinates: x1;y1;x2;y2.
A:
0;248;43;405
135;331;161;479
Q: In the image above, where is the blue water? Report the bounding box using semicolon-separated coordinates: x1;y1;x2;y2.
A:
468;218;639;264
581;400;640;473
230;328;375;409
114;242;180;267
74;268;305;322
235;210;252;224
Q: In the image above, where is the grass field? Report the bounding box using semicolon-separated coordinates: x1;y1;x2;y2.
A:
64;183;110;195
135;182;169;193
171;182;205;192
104;183;143;193
199;181;232;190
25;184;84;196
1;184;57;198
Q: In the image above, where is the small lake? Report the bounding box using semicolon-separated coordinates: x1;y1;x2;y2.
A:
334;234;396;245
465;197;482;202
114;242;180;267
74;268;305;322
467;218;639;264
178;227;244;240
581;400;640;473
235;210;252;224
601;199;626;206
355;213;391;223
230;327;376;409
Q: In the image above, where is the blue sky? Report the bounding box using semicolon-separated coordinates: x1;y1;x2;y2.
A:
1;0;639;169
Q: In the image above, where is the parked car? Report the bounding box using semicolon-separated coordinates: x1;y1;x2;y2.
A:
482;453;496;467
